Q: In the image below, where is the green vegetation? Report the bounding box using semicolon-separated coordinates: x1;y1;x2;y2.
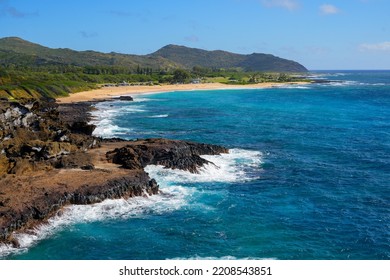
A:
0;66;96;100
205;69;309;85
0;65;163;100
0;37;309;100
151;44;308;72
0;65;308;100
0;37;179;70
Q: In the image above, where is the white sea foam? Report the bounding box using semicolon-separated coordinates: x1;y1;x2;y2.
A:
145;148;263;184
129;104;147;111
372;83;387;86
92;121;132;138
335;80;365;86
0;148;264;258
0;185;194;258
90;102;146;138
132;97;163;103
132;97;152;102
320;80;387;87
305;74;327;79
329;73;347;77
147;114;168;118
308;72;346;78
0;243;25;259
274;85;311;90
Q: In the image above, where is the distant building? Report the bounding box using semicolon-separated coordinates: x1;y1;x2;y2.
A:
191;78;201;84
118;81;130;86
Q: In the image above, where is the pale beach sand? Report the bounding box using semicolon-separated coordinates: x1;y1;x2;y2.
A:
56;82;309;103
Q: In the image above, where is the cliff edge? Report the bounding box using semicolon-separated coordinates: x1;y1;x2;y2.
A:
0;99;228;245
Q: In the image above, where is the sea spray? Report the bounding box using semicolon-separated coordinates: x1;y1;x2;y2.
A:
90;102;146;138
0;186;194;258
145;149;263;184
0;147;263;259
147;114;169;118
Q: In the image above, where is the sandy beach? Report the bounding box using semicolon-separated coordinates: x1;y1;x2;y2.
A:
56;82;308;103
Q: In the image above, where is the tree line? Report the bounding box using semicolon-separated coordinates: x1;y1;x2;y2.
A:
0;64;306;100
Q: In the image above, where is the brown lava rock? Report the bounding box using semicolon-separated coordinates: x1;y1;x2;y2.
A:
0;99;228;247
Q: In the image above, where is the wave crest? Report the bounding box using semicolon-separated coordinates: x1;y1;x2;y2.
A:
0;186;193;259
145;148;263;184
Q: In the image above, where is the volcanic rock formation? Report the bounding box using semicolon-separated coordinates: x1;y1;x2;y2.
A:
0;99;228;245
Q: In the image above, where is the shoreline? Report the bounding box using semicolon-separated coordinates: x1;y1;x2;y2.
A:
56;82;309;103
1;80;306;254
0;98;229;251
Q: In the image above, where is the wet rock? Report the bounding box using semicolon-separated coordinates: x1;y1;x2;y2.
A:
57;102;94;124
69;121;96;136
107;138;228;173
0;98;228;246
0;170;159;242
116;96;134;101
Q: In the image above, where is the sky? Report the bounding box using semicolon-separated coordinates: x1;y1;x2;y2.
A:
0;0;389;70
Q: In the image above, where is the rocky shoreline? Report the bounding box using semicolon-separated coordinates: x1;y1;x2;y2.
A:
0;98;228;247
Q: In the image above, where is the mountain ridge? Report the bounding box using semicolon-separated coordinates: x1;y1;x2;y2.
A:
0;37;307;72
0;37;179;69
151;44;307;72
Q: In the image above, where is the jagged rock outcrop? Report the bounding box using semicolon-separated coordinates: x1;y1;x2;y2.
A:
0;99;99;175
0;99;229;248
0;170;158;243
57;102;97;134
106;138;228;173
116;95;134;101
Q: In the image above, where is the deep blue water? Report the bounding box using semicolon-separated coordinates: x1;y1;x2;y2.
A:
2;71;389;260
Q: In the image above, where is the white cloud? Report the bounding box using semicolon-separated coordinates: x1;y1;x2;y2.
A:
320;4;340;15
261;0;299;11
359;42;390;52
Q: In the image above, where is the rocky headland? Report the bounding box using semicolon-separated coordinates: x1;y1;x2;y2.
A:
0;98;228;246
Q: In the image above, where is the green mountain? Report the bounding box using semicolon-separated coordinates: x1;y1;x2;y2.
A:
0;37;307;72
0;37;308;100
0;37;178;69
151;44;308;72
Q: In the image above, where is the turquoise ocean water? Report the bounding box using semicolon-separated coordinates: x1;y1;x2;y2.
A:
1;71;389;259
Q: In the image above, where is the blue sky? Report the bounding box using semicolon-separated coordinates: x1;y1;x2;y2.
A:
1;0;389;70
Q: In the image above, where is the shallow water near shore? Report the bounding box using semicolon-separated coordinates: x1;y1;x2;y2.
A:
3;70;389;259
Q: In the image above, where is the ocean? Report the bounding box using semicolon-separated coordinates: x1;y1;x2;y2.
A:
1;70;389;260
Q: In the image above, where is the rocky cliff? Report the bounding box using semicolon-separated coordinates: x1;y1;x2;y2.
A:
0;99;98;175
0;99;228;246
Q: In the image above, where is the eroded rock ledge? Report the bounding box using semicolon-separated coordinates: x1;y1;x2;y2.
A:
0;99;228;246
107;138;228;173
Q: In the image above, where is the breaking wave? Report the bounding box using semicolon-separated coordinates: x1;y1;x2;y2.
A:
0;185;194;258
90;102;146;138
145;148;263;184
